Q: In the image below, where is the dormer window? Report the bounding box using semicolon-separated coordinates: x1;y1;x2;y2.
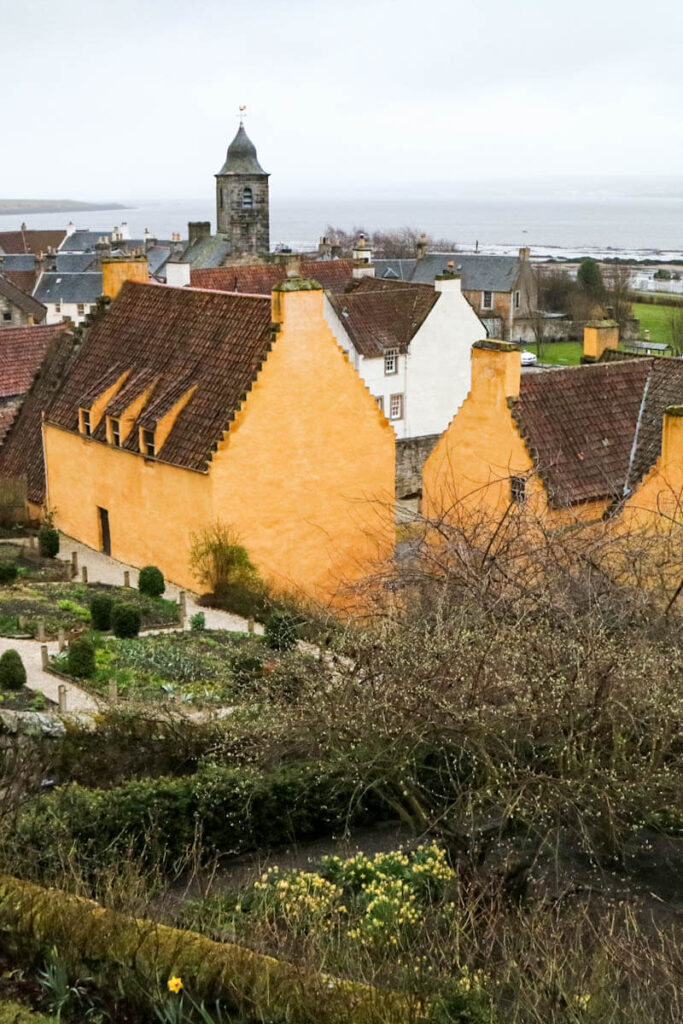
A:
384;348;398;375
79;409;92;436
108;417;121;447
242;187;253;209
141;428;155;458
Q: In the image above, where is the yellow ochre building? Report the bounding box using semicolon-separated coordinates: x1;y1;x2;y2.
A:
42;277;396;602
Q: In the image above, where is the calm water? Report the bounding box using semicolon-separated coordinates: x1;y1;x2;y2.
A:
2;191;683;259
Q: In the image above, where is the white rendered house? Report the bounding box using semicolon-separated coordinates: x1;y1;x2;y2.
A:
325;274;485;441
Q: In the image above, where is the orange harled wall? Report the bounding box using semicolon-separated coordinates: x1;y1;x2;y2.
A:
44;285;395;602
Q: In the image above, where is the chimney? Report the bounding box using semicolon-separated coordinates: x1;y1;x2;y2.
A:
271;276;324;327
661;406;683;475
101;254;149;299
416;233;428;260
435;266;462;294
188;221;211;247
583;319;619;362
352;233;372;264
317;236;332;261
166;261;191;288
470;339;521;404
119;221;130;241
65;221;76;237
519;247;530;261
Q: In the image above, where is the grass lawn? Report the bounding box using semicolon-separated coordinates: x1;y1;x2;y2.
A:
525;341;583;365
632;303;676;348
50;629;308;706
0;581;179;639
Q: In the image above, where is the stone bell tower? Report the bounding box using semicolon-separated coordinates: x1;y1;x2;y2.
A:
215;118;270;256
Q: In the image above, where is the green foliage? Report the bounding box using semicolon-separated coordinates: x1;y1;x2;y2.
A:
0;648;26;690
89;593;113;631
265;610;299;651
38;527;60;559
577;258;604;297
190;611;206;632
28;691;47;712
112;602;141;639
0;1001;59;1023
67;637;96;679
139;565;165;598
0;560;18;585
206;581;272;621
57;599;90;622
190;522;259;593
14;760;383;870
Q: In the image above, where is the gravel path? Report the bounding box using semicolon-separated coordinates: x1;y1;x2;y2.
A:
0;535;260;713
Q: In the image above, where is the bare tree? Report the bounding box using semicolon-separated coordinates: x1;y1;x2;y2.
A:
603;263;634;332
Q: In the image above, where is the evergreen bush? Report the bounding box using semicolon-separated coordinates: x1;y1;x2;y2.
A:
112;602;141;639
38;527;59;559
265;610;299;651
0;649;26;690
67;637;95;678
90;593;113;631
190;611;206;632
138;566;165;598
0;560;18;584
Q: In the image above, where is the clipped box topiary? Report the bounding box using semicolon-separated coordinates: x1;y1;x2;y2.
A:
112;602;141;639
67;637;96;678
138;565;165;598
38;526;60;559
0;560;18;585
90;593;113;632
0;649;26;690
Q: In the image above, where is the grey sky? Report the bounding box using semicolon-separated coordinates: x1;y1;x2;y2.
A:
4;0;683;199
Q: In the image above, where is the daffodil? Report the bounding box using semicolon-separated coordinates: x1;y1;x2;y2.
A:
167;976;183;994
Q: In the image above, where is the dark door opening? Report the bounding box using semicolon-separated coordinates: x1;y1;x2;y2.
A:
98;507;111;556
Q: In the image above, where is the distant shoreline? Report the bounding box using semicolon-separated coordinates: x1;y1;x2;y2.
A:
0;200;128;216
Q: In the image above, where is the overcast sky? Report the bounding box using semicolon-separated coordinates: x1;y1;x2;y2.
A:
4;0;683;200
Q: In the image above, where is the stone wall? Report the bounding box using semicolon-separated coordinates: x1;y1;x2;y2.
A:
396;434;440;500
215;174;269;255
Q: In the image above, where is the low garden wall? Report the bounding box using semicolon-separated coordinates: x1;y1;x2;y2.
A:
0;874;418;1024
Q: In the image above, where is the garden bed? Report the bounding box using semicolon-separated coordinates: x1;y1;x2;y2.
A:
0;582;179;639
0;543;70;584
50;629;307;707
0;687;54;713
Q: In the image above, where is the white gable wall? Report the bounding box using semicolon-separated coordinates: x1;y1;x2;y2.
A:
323;280;483;441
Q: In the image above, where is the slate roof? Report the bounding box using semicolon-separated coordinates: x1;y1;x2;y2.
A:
328;277;439;358
0;254;37;271
34;272;103;305
58;230;109;252
181;235;232;270
511;358;683;507
0;328;76;504
191;259;356;294
0;275;46;322
46;282;274;472
375;254;521;292
55;253;97;272
0;230;66;255
0;323;66;399
217;123;268;176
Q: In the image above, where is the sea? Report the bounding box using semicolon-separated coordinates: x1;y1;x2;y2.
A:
2;181;683;263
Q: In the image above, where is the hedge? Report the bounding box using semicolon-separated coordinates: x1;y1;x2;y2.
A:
0;874;417;1024
15;761;383;871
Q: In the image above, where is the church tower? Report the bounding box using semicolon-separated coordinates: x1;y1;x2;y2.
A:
215;120;270;256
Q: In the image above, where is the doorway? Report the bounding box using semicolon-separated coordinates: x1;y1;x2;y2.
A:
98;507;111;556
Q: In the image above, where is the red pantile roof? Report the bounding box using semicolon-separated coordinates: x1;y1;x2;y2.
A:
0;275;46;322
328;276;439;358
0;323;66;399
46;282;274;472
0;230;66;255
512;358;683;507
191;259;355;294
0;327;76;504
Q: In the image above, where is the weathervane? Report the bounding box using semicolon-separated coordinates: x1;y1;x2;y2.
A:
238;104;247;125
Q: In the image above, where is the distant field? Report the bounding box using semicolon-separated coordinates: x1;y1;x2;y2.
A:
632;302;674;347
526;341;583;365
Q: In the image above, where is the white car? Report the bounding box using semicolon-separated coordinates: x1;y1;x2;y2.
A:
521;350;538;366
